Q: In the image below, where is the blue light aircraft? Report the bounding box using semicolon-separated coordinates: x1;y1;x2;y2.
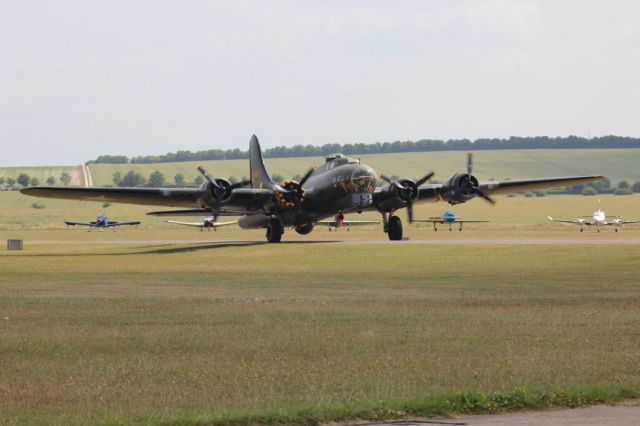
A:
64;215;140;232
413;210;488;231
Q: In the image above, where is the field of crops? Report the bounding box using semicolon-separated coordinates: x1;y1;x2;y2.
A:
84;148;640;186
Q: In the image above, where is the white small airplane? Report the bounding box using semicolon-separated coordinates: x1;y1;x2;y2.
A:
412;210;488;231
165;217;237;231
547;200;639;232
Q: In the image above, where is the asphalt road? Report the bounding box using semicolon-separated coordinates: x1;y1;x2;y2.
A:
343;405;640;425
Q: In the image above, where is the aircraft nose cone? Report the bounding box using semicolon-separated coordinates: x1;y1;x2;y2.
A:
351;166;377;192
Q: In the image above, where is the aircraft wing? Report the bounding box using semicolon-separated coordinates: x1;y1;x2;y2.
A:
165;220;238;228
64;221;95;227
317;220;380;227
104;221;141;227
146;208;246;217
546;216;585;224
417;176;604;201
21;186;273;211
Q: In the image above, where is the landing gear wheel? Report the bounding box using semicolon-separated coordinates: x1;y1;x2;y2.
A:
266;219;283;243
387;215;403;241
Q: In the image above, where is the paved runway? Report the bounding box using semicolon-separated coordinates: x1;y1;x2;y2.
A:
343;404;640;425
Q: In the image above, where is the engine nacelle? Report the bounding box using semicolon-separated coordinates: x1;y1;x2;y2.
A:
439;173;479;205
199;178;232;208
376;178;418;211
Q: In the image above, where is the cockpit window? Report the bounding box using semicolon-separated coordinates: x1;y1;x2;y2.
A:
350;166;377;193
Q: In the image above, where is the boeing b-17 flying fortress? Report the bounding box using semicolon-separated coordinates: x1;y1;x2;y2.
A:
22;135;609;242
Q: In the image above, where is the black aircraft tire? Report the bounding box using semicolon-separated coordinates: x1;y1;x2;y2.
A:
388;216;403;241
266;220;283;243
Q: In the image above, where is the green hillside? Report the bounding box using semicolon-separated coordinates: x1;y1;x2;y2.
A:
87;148;640;186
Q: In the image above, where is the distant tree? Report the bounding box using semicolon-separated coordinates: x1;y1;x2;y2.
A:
46;176;56;185
582;186;598;196
7;177;16;186
617;180;630;189
194;175;204;185
614;188;633;195
17;173;30;187
60;172;71;186
591;178;611;192
0;177;4;185
174;173;185;186
631;181;640;193
112;171;122;186
119;170;147;187
147;170;166;187
30;177;39;186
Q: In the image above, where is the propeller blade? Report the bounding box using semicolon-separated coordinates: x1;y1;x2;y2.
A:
414;171;435;187
476;188;496;205
380;174;392;184
197;166;222;189
407;201;414;223
467;153;473;176
298;167;315;187
230;180;251;190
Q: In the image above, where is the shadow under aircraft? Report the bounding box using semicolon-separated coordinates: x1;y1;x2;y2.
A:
23;135;603;242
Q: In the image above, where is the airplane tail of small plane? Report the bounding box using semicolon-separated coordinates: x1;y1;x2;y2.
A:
249;135;276;189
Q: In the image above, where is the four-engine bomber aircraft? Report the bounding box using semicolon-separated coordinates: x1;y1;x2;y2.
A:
64;214;140;231
547;200;639;232
23;135;603;242
413;210;488;231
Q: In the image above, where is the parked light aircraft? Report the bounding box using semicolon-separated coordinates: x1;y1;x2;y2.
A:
64;214;140;232
23;135;603;242
165;217;237;231
318;210;379;231
547;200;639;232
413;210;488;231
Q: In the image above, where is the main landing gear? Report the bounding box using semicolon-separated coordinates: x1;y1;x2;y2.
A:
382;212;403;241
266;218;283;243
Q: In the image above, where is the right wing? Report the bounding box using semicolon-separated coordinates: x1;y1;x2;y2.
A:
21;186;273;211
64;221;94;227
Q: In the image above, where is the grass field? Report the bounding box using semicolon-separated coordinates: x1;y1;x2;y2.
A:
1;192;640;425
83;148;640;186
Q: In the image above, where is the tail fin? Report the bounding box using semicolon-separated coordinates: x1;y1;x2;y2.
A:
249;135;276;189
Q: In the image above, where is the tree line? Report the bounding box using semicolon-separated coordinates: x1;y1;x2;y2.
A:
87;135;640;164
0;173;71;190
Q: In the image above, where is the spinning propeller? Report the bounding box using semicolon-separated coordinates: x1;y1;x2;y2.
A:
380;171;435;223
276;167;315;211
463;153;495;205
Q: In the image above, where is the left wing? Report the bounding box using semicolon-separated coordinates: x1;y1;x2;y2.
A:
64;221;94;227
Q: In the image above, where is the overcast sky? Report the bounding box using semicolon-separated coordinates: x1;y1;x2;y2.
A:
1;0;639;166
